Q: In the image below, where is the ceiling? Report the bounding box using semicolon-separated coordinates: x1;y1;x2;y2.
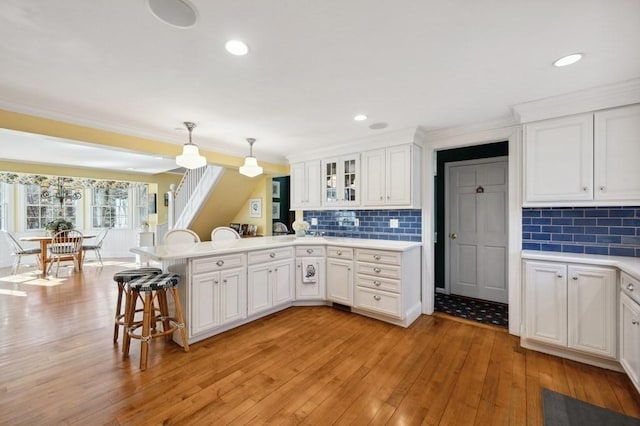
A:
0;0;638;169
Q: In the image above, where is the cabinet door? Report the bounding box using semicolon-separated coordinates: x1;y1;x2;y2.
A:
247;264;272;315
361;149;386;206
594;104;640;201
567;265;616;358
524;114;593;203
341;156;359;206
219;267;247;326
620;293;640;388
386;145;412;205
272;260;294;306
327;258;354;305
191;272;220;335
296;258;326;300
306;160;322;208
290;162;306;209
524;261;567;346
322;158;340;205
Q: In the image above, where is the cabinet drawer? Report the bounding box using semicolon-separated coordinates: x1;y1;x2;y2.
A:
248;247;294;265
356;249;401;266
356;262;401;280
356;274;401;293
295;246;326;257
327;246;353;260
192;254;245;274
355;287;402;319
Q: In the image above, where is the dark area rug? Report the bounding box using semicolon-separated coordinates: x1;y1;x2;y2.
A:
434;292;508;328
542;388;640;425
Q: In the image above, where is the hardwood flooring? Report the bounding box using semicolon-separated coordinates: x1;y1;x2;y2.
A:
1;261;639;425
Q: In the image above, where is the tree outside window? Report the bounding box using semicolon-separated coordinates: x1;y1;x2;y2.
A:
25;185;78;230
92;187;129;229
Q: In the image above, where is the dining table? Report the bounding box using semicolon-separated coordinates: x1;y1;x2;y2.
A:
20;234;96;276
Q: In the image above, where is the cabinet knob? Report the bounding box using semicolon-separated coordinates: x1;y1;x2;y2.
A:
373;255;381;260
297;264;301;268
373;267;381;273
627;283;634;292
337;251;342;256
633;320;639;326
307;249;313;254
347;267;351;271
214;280;219;284
600;186;605;191
269;252;276;258
373;295;381;301
572;277;578;280
268;270;272;273
386;195;390;200
223;279;227;284
374;281;381;287
557;275;563;278
216;260;224;267
582;187;588;192
275;268;278;272
379;196;383;200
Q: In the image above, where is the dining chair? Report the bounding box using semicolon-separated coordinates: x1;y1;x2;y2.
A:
48;230;84;277
2;231;42;275
164;228;201;244
210;226;241;243
82;228;109;267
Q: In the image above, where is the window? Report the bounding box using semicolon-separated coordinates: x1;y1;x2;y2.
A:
0;183;6;230
92;187;129;228
133;184;149;228
25;185;79;230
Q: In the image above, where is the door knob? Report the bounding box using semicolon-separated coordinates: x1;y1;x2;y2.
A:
450;233;458;239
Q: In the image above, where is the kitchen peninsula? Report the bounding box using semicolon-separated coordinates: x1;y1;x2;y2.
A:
131;236;422;345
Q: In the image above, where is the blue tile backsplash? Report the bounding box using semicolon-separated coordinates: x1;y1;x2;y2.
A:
303;209;422;242
522;207;640;257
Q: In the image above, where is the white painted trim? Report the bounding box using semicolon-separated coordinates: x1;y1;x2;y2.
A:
512;78;640;124
421;125;522;336
422;116;519;143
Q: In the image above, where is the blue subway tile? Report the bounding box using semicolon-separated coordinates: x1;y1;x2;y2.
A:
573;234;597;243
522;217;532;225
563;226;585;234
584;227;609;235
621;236;640;245
542;226;563;233
562;245;584;253
562;210;584;218
573;219;597;226
636;248;640;257
531;233;551;241
623;219;640;227
551;218;574;226
523;225;540;233
585;209;609;217
531;218;552;225
610;209;635;217
551;234;573;242
541;210;563;217
522;233;531;240
541;243;562;252
523;242;541;250
523;210;541;218
610;227;635;235
596;235;621;244
585;246;609;255
597;218;622;226
610;247;635;257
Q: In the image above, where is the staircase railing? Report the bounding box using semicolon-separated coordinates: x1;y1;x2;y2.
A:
170;165;224;230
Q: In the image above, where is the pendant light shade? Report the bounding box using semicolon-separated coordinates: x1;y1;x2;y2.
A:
239;138;263;178
176;121;207;169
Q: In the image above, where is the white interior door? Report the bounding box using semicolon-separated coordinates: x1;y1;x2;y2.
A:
447;158;508;304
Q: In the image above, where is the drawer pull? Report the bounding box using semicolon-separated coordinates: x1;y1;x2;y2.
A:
373;295;381;301
633;320;639;326
374;281;381;287
628;283;634;292
216;260;224;267
214;280;219;284
373;255;381;260
269;252;276;258
337;250;342;256
373;267;381;273
306;248;313;254
557;275;563;278
572;277;578;281
223;279;227;284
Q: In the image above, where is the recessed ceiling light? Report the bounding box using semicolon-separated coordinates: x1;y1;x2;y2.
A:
553;53;584;67
225;40;249;56
147;0;198;29
354;114;368;121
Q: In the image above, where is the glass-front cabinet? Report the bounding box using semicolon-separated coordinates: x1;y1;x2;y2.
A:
322;155;360;207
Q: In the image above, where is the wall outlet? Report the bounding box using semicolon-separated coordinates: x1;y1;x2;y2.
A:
354;218;359;227
390;219;399;228
311;218;318;226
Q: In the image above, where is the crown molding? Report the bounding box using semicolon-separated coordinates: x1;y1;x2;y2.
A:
286;127;423;164
420;115;519;143
512;78;640;123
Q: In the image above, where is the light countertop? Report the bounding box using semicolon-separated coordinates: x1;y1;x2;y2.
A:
131;235;422;261
522;250;640;280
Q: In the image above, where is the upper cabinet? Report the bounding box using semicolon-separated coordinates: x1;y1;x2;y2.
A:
291;160;321;210
322;155;360;207
524;104;640;206
362;144;421;208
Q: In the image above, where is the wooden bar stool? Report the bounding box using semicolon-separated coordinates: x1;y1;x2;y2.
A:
122;273;189;370
112;268;162;344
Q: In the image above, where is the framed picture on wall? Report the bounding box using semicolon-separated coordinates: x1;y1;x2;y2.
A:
272;181;280;199
249;198;262;217
272;202;280;218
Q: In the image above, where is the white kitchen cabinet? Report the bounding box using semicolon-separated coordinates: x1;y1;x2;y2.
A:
322;155;359;207
295;246;326;300
524;104;640;205
524;260;617;359
291;160;321;210
361;144;421;207
326;246;354;306
620;291;640;393
247;247;295;316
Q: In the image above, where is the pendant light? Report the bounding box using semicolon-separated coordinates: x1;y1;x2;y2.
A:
239;138;263;177
176;121;207;169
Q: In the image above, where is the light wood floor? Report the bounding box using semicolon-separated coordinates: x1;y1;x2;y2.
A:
1;261;639;425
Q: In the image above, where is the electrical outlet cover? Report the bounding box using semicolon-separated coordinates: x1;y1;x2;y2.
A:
311;218;318;225
390;219;399;228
